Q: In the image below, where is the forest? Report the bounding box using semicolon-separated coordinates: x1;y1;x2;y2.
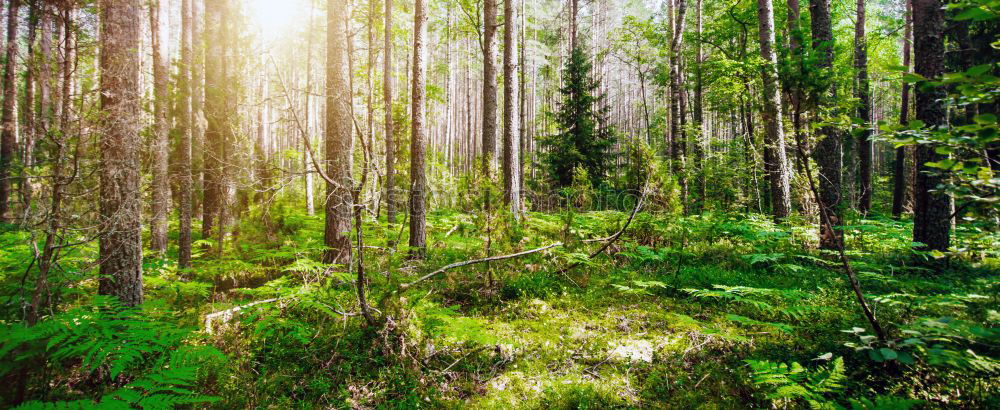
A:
0;0;997;407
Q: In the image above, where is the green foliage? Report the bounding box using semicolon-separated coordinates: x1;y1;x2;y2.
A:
0;296;225;408
745;356;847;408
540;46;616;188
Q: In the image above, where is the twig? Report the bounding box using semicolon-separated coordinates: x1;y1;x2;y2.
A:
559;184;649;275
400;242;564;290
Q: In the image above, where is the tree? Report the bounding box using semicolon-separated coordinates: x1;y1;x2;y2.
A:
854;0;873;215
203;0;223;241
540;46;615;187
409;0;428;258
482;0;498;174
98;0;144;307
149;0;170;254
0;0;19;224
669;0;688;211
809;0;843;250
891;0;912;219
383;0;396;224
502;0;521;213
757;0;792;220
912;0;950;252
325;0;353;264
693;0;705;212
178;0;193;268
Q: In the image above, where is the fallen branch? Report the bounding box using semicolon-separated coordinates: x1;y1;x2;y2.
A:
559;184;650;274
400;242;564;290
204;298;279;335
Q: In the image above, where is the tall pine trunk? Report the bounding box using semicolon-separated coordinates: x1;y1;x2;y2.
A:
324;0;353;264
854;0;873;215
809;0;843;250
482;0;498;174
502;0;520;214
0;0;19;223
409;0;428;258
912;0;950;252
98;0;144;307
178;0;193;268
757;0;792;220
891;0;912;219
149;0;170;254
384;0;396;224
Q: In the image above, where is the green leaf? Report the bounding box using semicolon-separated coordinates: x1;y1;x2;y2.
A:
974;113;998;125
879;348;898;361
966;64;994;77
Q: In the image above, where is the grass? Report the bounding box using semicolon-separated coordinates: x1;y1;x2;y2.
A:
2;204;998;408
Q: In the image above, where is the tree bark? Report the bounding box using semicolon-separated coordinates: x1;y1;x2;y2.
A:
482;0;499;174
384;0;396;224
203;0;223;242
809;0;843;250
324;0;354;264
502;0;520;214
912;0;950;252
891;0;912;219
854;0;873;215
149;0;170;254
178;0;193;268
98;0;144;307
693;0;705;213
0;0;19;224
757;0;792;220
409;0;428;258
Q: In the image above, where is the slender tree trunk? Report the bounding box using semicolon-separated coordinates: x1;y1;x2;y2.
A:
569;0;578;52
149;0;170;254
305;0;316;216
203;0;223;242
178;0;193;268
192;0;205;221
98;0;144;307
366;0;377;219
502;0;520;214
409;0;428;258
892;0;912;219
670;0;687;211
482;0;498;173
384;0;396;224
912;0;950;252
757;0;792;220
324;0;353;264
854;0;873;215
693;0;706;213
0;0;19;224
809;0;843;250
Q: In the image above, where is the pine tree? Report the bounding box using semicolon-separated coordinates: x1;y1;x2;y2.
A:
540;46;615;188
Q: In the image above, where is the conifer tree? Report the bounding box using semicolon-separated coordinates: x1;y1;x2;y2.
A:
540;46;615;187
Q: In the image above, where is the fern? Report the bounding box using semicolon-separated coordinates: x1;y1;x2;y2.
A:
745;356;846;408
1;296;226;408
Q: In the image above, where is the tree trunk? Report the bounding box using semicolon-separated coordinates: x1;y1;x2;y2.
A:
149;0;170;254
178;0;193;268
757;0;792;220
809;0;843;250
912;0;950;252
98;0;144;307
891;0;912;219
384;0;396;224
0;0;19;224
482;0;498;174
502;0;520;214
203;0;223;242
854;0;873;215
192;0;205;221
324;0;353;264
409;0;428;258
693;0;705;213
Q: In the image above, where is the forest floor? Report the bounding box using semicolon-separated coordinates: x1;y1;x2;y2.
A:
3;205;998;408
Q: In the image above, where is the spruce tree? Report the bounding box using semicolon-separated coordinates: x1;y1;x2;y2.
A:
541;46;615;187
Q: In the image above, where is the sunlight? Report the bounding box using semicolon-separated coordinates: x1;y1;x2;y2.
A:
245;0;307;43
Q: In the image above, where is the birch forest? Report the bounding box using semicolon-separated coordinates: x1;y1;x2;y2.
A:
0;0;998;407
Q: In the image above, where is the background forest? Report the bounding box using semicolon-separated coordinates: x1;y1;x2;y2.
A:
0;0;998;408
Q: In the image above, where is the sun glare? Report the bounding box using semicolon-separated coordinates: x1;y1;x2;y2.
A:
246;0;306;43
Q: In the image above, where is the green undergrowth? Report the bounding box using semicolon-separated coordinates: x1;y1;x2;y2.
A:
1;203;998;408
